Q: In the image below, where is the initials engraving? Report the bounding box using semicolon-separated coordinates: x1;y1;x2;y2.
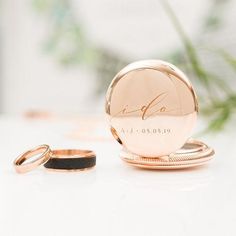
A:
120;128;171;135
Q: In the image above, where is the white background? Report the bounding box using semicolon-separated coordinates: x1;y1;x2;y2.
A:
0;1;236;235
0;116;235;236
1;0;235;114
0;0;208;114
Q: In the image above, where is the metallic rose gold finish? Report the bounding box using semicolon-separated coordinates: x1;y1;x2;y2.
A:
121;148;214;165
124;161;212;170
175;139;207;154
50;149;95;159
120;140;215;170
13;144;51;174
106;60;198;157
44;149;96;172
44;166;95;172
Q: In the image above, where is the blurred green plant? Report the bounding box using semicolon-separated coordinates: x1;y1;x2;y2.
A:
32;0;236;132
32;0;127;94
161;0;236;133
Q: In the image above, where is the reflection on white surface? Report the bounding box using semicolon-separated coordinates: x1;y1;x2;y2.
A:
0;115;235;236
119;166;214;192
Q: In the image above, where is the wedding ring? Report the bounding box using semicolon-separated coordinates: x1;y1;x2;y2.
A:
13;144;51;174
44;149;96;171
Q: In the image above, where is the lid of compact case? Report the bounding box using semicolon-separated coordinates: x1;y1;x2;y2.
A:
105;60;198;157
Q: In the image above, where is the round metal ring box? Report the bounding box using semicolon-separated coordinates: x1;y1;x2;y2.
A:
106;60;198;157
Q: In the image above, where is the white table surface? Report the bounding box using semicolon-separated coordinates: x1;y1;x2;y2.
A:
0;115;235;236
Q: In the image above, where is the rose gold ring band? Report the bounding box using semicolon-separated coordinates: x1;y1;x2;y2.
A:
13;145;96;173
13;144;51;174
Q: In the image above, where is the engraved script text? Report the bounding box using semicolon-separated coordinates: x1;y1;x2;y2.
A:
113;92;172;120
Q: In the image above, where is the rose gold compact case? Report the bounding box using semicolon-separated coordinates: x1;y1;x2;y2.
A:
105;60;214;169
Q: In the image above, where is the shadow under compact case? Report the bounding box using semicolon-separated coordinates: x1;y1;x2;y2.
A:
105;60;214;169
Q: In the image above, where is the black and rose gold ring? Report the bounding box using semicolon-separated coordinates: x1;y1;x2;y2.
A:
44;149;96;171
13;145;96;173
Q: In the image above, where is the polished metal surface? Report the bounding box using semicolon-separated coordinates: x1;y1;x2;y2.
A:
120;139;215;170
106;60;198;157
